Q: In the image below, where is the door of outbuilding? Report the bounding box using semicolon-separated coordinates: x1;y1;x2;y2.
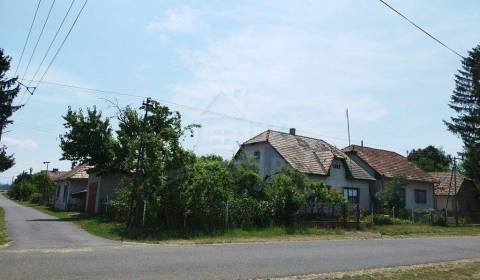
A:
87;183;97;214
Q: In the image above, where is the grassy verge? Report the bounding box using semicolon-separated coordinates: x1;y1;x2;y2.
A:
314;259;480;280
14;200;345;244
13;199;480;244
367;224;480;237
0;207;8;245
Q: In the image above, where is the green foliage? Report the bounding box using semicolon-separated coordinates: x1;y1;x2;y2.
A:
407;145;451;172
60;106;117;170
183;157;232;230
0;49;22;172
376;176;409;209
444;44;480;183
266;169;305;226
7;171;54;204
363;214;410;226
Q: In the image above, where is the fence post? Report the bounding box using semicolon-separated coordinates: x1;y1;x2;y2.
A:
342;204;347;228
411;208;415;223
356;204;360;230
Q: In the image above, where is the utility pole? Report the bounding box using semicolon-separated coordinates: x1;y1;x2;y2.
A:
127;98;152;229
445;157;459;226
346;109;351;146
43;161;50;173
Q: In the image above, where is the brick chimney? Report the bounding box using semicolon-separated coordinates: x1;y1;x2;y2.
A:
289;128;296;135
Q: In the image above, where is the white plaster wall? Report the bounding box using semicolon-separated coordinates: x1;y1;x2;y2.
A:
405;181;434;209
241;143;286;177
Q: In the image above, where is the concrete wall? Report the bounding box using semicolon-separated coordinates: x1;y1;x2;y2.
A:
241;143;286;177
309;158;371;210
87;172;125;214
404;181;434;210
53;179;87;211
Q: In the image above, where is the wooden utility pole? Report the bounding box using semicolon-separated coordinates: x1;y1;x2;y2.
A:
43;161;50;173
127;98;152;230
445;157;459;226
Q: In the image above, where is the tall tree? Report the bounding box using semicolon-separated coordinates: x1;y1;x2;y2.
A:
59;106;117;170
445;44;480;182
0;49;22;171
407;145;451;172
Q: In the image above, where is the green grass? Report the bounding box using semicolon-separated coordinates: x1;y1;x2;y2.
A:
14;200;344;244
0;207;8;245
319;259;480;280
367;224;480;237
13;199;480;244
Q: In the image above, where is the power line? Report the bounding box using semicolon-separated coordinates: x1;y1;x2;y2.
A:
29;0;77;85
377;0;465;59
34;0;88;92
21;0;56;82
16;77;412;153
14;0;43;76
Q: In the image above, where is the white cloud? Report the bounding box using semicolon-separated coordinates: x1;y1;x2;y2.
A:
146;6;198;33
3;137;38;149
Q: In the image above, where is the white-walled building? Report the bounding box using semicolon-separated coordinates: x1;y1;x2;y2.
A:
342;145;437;210
237;129;375;209
53;165;90;211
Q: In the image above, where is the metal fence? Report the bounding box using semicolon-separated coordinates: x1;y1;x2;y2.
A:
298;203;361;229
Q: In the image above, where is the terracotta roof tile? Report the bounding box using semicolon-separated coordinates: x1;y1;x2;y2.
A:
430;171;471;196
343;145;437;183
243;130;374;181
55;164;91;181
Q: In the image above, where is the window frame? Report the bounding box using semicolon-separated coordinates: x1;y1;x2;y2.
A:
253;151;261;160
414;189;427;204
343;187;360;204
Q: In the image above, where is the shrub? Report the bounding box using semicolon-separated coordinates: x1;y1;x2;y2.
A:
363;214;411;226
29;193;42;204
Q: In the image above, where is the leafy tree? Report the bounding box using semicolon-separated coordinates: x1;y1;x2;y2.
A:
376;176;409;209
264;166;309;226
60;106;117;170
444;44;480;182
0;49;22;171
183;157;232;230
407;146;451;172
31;173;55;204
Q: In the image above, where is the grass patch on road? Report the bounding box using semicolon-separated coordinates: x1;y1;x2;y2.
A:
0;207;8;245
315;259;480;280
367;224;480;237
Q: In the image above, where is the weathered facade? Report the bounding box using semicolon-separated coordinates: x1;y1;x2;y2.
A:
343;145;437;210
430;171;480;216
85;171;126;214
238;129;375;209
53;165;90;211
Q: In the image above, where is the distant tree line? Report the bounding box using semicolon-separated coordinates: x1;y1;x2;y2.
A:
7;172;55;204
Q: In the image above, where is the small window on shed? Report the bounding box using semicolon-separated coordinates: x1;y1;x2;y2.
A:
414;189;427;204
254;151;261;160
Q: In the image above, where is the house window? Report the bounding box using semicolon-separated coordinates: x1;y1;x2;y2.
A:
332;162;341;169
414;189;427;204
344;188;359;204
254;151;261;160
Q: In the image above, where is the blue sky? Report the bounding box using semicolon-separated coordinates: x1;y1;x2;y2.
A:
0;0;479;183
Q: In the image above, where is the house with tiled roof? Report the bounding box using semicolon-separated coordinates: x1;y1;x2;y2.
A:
238;129;375;209
53;164;91;211
342;145;437;210
430;171;480;217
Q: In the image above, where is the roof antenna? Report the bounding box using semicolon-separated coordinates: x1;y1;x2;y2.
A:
346;108;351;146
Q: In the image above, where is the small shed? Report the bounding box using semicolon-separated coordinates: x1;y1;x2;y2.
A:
53;165;90;211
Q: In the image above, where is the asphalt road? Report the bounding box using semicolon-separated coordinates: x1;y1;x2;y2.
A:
1;195;480;280
0;194;117;249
